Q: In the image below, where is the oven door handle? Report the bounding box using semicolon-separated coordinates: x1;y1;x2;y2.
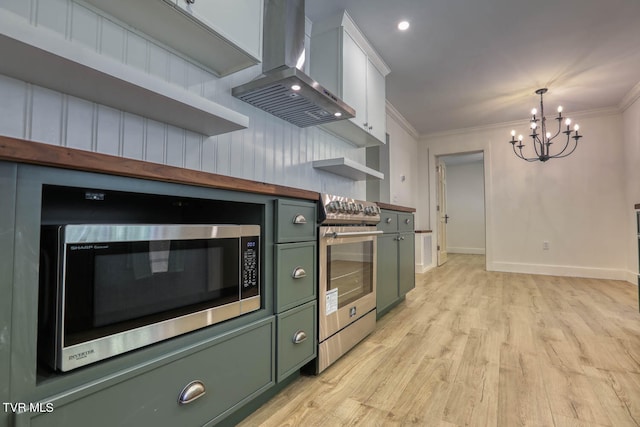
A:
324;230;384;238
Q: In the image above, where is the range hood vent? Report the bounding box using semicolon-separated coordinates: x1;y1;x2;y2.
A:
231;0;355;127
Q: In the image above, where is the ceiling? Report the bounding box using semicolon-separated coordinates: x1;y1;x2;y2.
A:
305;0;640;136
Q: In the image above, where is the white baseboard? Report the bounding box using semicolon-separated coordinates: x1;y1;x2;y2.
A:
415;263;435;274
448;247;486;255
490;261;634;283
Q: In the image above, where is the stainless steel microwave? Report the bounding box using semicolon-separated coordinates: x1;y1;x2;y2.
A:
38;224;260;372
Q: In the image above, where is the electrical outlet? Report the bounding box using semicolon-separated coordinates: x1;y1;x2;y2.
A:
543;241;550;250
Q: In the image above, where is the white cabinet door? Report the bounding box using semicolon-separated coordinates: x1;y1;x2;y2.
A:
341;30;368;132
174;0;262;60
366;60;386;143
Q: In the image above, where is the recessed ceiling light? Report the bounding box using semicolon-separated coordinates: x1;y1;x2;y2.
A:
334;112;342;117
291;84;301;91
398;20;410;31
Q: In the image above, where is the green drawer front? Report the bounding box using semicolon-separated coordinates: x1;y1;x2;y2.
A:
275;242;317;313
378;210;398;233
277;301;316;382
18;319;275;427
275;199;317;243
398;213;415;232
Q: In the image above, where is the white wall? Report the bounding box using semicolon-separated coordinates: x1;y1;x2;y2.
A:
423;110;630;281
622;91;640;282
444;160;485;254
0;1;371;199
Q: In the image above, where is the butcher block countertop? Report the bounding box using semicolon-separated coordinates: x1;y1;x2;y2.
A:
0;135;319;201
376;201;416;213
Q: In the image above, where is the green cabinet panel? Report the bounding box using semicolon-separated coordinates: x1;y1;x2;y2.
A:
376;234;399;313
398;213;414;232
376;209;415;318
378;211;398;233
399;233;416;296
0;162;17;427
275;242;317;313
276;301;316;382
15;318;275;427
275;199;317;243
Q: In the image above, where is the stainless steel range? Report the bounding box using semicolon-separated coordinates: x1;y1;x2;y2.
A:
316;194;381;373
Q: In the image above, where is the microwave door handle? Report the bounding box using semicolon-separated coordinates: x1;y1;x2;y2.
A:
324;230;384;238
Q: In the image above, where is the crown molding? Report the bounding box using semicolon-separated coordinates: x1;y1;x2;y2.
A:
619;80;640;112
385;100;419;140
419;106;621;141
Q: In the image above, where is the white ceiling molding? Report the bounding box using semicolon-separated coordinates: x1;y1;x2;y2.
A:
419;106;620;142
385;100;419;140
619;80;640;112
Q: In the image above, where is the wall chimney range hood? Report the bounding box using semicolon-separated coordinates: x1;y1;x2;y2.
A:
232;0;355;127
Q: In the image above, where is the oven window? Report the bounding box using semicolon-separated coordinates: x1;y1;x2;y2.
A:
63;238;239;345
327;241;374;307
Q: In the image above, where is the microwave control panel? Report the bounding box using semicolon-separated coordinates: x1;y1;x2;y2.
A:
241;236;259;297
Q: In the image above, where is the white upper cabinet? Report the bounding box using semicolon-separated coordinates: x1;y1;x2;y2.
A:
366;60;387;143
310;11;390;147
84;0;263;76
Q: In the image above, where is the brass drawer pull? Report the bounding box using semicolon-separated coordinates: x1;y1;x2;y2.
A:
178;380;206;405
293;214;307;224
292;330;307;344
292;267;307;279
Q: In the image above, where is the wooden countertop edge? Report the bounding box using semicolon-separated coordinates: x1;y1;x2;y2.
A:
635;204;640;210
376;202;416;213
0;135;319;201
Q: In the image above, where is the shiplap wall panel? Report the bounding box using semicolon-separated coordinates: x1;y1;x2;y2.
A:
71;3;98;49
0;75;27;140
65;97;94;152
96;105;121;156
30;86;63;146
0;0;366;197
36;0;68;35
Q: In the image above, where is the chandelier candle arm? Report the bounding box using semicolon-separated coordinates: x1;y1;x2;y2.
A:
508;88;583;162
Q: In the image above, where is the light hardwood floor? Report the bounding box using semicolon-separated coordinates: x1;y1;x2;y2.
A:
239;254;640;426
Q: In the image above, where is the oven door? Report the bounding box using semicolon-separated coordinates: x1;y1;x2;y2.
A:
318;226;381;341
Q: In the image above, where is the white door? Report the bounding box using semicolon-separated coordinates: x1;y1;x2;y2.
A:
437;161;448;266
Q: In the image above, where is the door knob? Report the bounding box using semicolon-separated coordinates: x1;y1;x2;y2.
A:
444;214;450;224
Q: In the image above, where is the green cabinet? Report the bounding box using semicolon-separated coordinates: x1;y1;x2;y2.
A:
376;209;415;318
4;163;279;427
377;233;399;314
274;199;317;381
0;162;17;427
276;301;316;382
275;199;317;243
15;318;275;427
275;242;317;312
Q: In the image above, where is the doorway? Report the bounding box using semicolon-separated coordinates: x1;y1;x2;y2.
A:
436;152;486;266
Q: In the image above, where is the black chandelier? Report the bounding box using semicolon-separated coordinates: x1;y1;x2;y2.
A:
509;88;582;162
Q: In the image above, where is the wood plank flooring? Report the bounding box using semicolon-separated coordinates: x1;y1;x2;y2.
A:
239;254;640;426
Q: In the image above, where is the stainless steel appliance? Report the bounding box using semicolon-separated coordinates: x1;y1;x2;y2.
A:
317;194;381;373
232;0;355;127
38;224;260;372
